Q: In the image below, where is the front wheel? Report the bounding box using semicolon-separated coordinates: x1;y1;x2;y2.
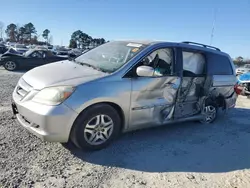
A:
4;61;18;71
70;104;121;151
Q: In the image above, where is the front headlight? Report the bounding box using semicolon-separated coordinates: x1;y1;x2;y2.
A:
32;86;76;106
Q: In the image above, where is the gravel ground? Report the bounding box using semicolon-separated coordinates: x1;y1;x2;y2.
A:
1;67;250;188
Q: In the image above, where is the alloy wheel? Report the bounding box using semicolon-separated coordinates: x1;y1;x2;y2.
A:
84;114;114;145
5;61;16;71
201;105;217;123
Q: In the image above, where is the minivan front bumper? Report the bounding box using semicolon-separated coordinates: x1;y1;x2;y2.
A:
12;90;79;143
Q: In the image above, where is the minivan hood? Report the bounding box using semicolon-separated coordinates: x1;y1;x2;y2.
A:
22;60;108;90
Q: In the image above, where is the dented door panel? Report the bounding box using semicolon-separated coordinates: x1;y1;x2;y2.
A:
174;77;206;118
129;76;181;129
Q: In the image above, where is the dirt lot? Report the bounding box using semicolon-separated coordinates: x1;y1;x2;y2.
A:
1;67;250;188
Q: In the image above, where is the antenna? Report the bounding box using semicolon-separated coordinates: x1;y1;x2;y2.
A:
210;8;217;45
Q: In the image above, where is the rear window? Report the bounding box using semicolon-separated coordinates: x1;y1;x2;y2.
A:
206;53;233;75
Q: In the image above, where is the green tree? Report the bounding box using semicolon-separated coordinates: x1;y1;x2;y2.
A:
17;26;26;43
5;23;17;42
30;35;38;44
69;39;77;48
236;56;244;63
71;30;83;47
42;29;50;44
24;22;37;41
71;30;92;48
99;38;105;44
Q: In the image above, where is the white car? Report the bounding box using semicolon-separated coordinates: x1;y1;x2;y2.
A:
13;44;29;54
236;64;250;75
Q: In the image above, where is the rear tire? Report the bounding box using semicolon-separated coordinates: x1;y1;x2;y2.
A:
70;104;121;151
199;102;218;124
4;61;18;71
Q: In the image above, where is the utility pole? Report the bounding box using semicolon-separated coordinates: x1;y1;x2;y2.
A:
210;8;217;45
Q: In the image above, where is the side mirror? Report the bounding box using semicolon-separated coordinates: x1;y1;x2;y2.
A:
136;65;154;77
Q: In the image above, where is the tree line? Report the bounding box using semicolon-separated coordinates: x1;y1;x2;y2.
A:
233;56;250;66
69;30;106;49
3;22;52;45
0;22;106;48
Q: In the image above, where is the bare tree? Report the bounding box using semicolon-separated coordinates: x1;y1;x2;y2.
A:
0;21;4;40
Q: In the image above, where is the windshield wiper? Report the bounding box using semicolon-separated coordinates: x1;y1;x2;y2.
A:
75;61;106;72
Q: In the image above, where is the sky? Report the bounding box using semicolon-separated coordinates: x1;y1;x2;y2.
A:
0;0;249;58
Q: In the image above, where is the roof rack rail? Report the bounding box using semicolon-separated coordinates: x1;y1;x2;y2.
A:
182;41;221;51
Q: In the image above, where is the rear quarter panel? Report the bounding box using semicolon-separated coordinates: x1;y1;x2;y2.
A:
211;75;237;109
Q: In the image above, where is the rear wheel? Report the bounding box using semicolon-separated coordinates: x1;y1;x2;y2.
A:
70;104;121;151
200;103;217;124
4;61;18;71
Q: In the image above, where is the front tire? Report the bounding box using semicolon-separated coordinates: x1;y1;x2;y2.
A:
70;104;121;151
4;61;18;71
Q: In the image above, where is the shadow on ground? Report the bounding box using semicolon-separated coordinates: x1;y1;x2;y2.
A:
65;107;250;173
0;66;27;73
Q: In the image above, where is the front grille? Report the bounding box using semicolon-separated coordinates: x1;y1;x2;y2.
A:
16;78;33;98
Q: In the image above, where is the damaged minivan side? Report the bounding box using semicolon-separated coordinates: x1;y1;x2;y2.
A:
12;40;237;150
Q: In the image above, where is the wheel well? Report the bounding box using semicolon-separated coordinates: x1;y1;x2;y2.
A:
76;102;125;131
215;95;226;108
205;95;225;108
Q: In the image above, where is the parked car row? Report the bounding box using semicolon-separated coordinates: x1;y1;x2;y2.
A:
0;49;68;71
0;42;95;70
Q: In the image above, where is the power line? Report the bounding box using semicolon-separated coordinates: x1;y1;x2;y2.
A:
210;8;217;45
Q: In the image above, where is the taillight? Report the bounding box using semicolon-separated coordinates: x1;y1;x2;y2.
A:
234;84;243;95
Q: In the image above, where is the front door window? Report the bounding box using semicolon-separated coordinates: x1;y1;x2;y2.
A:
139;48;173;77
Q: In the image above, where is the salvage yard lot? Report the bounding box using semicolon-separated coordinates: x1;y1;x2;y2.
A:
0;67;250;188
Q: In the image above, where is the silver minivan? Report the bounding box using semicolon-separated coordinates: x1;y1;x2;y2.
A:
12;40;238;150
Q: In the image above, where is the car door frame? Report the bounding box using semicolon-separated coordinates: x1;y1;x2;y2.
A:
122;44;183;130
174;47;208;119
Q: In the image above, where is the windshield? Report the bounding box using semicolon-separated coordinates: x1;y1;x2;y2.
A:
74;41;147;73
15;44;27;49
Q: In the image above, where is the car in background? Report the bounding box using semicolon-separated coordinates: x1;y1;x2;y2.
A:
68;48;84;59
0;49;68;71
47;45;53;50
6;42;16;48
33;45;48;50
12;44;29;54
0;44;8;54
236;64;250;75
52;46;69;56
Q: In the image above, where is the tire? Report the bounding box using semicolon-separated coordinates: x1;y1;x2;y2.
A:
199;102;218;124
4;61;18;71
70;104;121;151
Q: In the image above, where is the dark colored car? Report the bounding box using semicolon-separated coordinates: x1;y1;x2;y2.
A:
0;49;68;71
68;48;90;60
0;44;8;54
52;47;70;56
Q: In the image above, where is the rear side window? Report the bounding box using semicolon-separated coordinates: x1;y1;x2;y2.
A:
206;53;233;75
182;51;205;75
